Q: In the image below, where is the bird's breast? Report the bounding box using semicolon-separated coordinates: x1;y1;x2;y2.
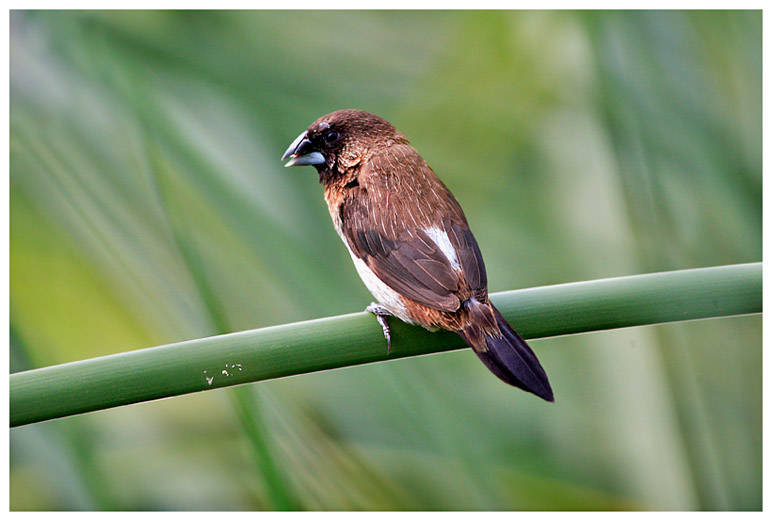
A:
323;183;413;324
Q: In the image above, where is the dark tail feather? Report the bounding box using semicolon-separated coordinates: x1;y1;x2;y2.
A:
459;302;554;402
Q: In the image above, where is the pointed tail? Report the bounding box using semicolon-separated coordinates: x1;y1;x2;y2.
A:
458;300;554;402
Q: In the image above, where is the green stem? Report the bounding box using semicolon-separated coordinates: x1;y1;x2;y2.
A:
10;263;761;427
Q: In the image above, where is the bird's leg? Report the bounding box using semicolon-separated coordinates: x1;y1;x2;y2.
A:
365;303;393;355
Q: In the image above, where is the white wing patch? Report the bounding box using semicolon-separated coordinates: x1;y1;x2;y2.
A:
423;226;461;271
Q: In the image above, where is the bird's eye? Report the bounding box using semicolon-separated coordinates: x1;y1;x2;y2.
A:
323;131;340;144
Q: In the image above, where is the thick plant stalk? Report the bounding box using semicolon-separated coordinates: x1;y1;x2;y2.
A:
10;263;761;427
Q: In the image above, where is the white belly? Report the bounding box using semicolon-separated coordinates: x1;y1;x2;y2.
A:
347;246;414;324
331;213;414;324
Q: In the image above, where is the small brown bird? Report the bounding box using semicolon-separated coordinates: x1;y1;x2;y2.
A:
282;109;553;401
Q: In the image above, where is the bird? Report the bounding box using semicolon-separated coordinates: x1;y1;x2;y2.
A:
282;109;553;401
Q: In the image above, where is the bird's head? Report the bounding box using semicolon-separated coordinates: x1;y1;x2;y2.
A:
282;109;407;179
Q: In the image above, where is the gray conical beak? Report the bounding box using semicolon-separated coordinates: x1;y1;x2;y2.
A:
281;131;325;167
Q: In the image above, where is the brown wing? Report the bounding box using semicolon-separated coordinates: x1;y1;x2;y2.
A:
340;145;488;312
445;217;487;296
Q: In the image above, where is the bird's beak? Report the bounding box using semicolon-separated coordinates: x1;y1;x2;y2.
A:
281;131;325;167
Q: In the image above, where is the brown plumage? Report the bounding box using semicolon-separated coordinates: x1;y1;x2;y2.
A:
282;109;553;401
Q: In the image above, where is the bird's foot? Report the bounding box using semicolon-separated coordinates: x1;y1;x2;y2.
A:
366;303;393;355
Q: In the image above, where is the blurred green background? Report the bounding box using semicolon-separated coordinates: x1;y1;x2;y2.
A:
9;10;761;511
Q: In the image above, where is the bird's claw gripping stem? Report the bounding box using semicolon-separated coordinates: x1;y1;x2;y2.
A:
366;303;393;355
